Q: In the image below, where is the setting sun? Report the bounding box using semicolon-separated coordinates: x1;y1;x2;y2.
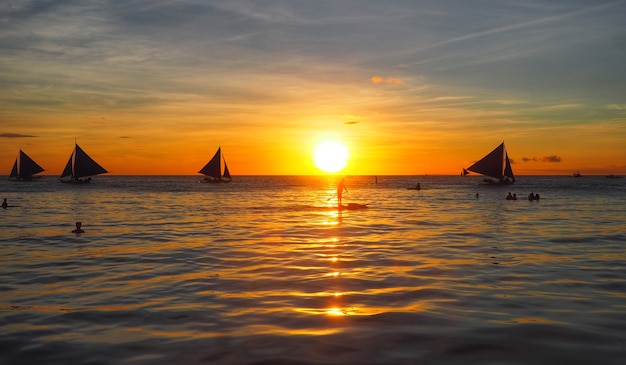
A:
313;140;349;173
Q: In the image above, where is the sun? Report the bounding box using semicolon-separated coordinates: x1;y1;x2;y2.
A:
313;140;349;173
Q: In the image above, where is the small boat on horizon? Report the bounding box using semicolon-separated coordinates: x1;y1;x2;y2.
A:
199;147;232;183
60;143;108;183
466;142;515;185
8;150;45;181
572;171;582;177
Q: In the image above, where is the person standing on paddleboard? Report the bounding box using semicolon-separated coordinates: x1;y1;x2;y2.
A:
337;178;348;207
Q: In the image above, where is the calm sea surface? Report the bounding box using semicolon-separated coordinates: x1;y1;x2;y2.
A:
1;175;624;364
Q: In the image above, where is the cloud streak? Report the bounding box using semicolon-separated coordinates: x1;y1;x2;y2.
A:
522;156;563;163
371;76;403;85
0;133;37;138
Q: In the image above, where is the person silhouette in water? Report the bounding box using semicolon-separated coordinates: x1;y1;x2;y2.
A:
72;221;85;233
337;178;348;207
2;198;7;209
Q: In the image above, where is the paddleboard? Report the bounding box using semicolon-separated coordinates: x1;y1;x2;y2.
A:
306;203;369;211
340;203;369;210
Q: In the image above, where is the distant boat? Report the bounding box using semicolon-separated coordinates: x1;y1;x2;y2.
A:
60;143;108;183
466;142;515;185
572;171;582;177
199;147;232;183
8;150;45;181
606;174;622;179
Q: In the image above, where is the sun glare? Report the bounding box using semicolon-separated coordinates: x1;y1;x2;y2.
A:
313;140;349;173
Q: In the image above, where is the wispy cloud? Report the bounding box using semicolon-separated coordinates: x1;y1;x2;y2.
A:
0;133;37;138
541;104;584;111
541;155;562;163
522;155;562;163
371;76;403;85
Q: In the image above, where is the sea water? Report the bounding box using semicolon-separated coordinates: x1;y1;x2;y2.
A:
0;175;624;364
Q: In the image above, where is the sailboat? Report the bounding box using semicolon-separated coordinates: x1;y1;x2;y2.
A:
60;143;108;183
466;142;515;185
199;147;232;183
8;150;45;181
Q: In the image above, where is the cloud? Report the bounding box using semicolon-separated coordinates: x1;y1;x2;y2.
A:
541;155;562;163
344;121;359;125
541;104;584;111
371;76;403;85
522;155;562;163
0;133;37;138
606;104;626;110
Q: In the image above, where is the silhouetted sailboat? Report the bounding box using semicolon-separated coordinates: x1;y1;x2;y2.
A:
199;147;232;183
466;142;515;185
9;150;45;181
60;143;108;183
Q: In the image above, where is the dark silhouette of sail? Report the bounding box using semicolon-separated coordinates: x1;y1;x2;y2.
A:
9;161;18;178
74;144;107;178
9;150;45;180
199;147;222;179
61;156;73;179
467;142;515;184
199;147;232;183
503;152;514;181
60;144;108;181
223;162;231;181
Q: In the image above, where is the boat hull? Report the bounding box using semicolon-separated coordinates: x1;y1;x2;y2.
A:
60;178;93;184
8;176;43;181
200;177;231;183
482;178;514;186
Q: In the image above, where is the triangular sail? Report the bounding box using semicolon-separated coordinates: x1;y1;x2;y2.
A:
60;144;107;180
9;150;45;180
503;152;515;182
467;142;515;183
223;162;231;180
9;160;18;179
18;150;45;178
199;146;232;182
468;143;505;179
73;144;108;178
199;147;222;179
61;156;73;179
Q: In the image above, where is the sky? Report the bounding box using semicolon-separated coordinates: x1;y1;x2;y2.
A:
1;0;625;176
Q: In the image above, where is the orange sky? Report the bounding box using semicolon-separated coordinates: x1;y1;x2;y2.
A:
1;1;625;176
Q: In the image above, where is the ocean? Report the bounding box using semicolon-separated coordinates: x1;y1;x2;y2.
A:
1;175;624;364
